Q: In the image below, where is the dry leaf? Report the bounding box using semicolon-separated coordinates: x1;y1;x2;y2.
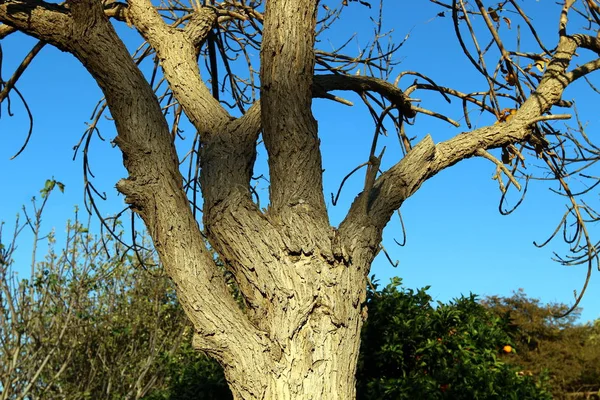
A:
505;72;517;86
497;108;517;124
535;59;546;72
488;7;500;22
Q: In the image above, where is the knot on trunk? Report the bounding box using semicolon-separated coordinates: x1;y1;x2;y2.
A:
116;177;146;212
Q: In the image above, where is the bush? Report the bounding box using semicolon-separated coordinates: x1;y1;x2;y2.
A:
356;277;552;400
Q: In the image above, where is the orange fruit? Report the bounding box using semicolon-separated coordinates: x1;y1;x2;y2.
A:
503;345;512;353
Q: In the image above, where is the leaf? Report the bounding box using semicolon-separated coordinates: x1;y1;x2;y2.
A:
503;17;511;29
56;181;65;193
41;179;55;198
44;179;54;191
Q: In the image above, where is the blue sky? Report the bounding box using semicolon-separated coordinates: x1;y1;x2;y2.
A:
1;1;599;322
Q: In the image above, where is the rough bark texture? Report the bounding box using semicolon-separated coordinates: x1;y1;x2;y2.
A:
1;0;599;399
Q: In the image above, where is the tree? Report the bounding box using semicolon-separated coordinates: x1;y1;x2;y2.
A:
1;0;600;398
356;279;552;400
483;291;600;399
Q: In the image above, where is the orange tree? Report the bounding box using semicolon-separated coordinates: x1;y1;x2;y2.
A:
356;278;552;400
483;291;600;399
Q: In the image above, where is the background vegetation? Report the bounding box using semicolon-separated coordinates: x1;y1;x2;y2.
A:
1;187;598;399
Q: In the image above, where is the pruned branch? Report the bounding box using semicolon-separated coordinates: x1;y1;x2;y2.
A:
313;74;415;118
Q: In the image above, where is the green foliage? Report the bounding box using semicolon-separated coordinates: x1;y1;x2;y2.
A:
40;178;65;198
356;278;552;400
483;290;600;399
143;341;232;400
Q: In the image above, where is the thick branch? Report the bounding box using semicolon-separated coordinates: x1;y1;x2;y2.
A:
200;104;292;324
260;0;329;230
572;33;600;54
0;1;71;47
337;34;584;261
126;2;302;330
237;73;415;138
127;0;230;133
2;0;269;379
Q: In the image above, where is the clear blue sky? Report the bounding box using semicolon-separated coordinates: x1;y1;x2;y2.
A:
1;1;599;322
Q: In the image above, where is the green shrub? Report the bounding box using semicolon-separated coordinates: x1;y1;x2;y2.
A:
356;277;553;400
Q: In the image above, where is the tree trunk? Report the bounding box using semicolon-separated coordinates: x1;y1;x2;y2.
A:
218;257;364;400
213;256;366;400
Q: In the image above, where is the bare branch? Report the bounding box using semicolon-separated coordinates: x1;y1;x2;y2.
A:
338;32;584;257
0;41;46;106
